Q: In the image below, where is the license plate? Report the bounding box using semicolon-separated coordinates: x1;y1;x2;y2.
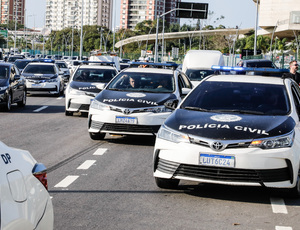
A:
32;84;42;87
115;116;137;124
199;154;235;168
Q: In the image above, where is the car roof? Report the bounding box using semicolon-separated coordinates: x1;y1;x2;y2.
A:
26;62;55;66
206;74;285;85
123;67;174;74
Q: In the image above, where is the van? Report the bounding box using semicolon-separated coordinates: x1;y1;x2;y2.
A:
182;50;224;86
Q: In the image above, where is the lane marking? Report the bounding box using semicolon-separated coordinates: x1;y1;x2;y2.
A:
33;106;48;112
54;175;79;188
77;160;96;170
57;96;64;100
275;227;293;230
270;197;288;214
93;148;108;155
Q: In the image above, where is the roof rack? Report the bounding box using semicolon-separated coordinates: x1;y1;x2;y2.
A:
128;61;178;69
211;65;289;76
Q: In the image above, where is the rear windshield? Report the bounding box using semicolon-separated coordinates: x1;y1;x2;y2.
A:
186;69;214;81
56;62;67;68
15;60;31;69
73;68;117;83
246;61;276;68
23;64;55;74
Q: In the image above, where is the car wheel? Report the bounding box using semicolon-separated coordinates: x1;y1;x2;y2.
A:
65;110;73;116
155;177;180;189
4;92;12;111
89;132;105;140
17;91;26;107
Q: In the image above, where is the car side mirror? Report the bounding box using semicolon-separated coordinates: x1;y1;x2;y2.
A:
181;88;191;97
14;75;20;81
164;99;179;110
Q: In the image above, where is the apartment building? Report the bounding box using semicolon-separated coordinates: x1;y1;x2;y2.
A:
45;0;112;31
0;0;25;25
254;0;300;38
120;0;180;30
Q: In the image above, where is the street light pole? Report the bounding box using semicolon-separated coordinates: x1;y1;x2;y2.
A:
14;0;18;55
254;0;259;55
79;0;84;60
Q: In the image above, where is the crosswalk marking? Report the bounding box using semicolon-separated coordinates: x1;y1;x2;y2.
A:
77;160;96;170
54;175;79;188
93;148;107;155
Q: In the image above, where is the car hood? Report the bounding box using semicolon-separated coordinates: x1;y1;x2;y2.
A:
95;90;177;108
22;73;57;80
165;109;295;140
0;79;8;86
70;81;104;93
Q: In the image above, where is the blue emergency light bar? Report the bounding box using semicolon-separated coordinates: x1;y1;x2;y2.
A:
32;58;55;63
211;65;289;73
129;61;178;68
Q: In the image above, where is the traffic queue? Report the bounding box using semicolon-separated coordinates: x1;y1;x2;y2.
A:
1;53;300;229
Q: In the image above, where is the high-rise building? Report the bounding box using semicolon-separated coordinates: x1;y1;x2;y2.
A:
120;0;180;30
45;0;113;31
0;0;25;25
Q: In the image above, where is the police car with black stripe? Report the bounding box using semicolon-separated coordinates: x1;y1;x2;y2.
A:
153;65;300;197
65;61;118;116
88;62;193;140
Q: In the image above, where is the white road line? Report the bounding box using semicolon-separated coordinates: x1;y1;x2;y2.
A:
77;160;96;170
270;197;288;214
56;96;64;100
54;175;79;188
93;148;108;155
33;106;48;112
275;226;293;230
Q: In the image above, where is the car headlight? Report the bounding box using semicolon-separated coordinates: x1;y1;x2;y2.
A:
46;77;58;82
157;125;190;143
90;100;110;111
143;105;172;113
0;86;8;91
250;131;294;149
68;87;85;95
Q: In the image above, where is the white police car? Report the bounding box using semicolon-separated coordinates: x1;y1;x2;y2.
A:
153;66;300;197
22;59;64;96
0;141;53;229
65;62;118;116
88;62;193;140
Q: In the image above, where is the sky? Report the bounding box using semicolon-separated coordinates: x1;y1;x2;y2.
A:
25;0;257;30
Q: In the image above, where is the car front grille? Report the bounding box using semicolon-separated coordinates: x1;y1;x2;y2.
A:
69;102;89;111
94;122;160;134
156;158;291;183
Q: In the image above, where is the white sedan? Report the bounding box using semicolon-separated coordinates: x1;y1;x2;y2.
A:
0;141;54;229
88;62;193;140
153;66;300;197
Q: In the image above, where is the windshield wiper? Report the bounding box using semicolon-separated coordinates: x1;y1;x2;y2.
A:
212;109;265;115
183;106;210;112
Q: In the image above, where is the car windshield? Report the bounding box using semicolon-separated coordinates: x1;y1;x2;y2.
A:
186;69;214;81
23;64;55;74
15;61;31;69
107;72;175;93
181;81;290;116
73;68;117;83
0;66;9;79
56;62;67;68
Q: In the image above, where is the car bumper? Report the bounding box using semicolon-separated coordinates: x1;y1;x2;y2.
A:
26;81;59;93
65;94;94;113
88;107;170;136
153;138;300;188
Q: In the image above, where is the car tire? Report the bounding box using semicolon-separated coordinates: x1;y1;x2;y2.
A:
89;132;105;140
17;91;26;107
4;92;12;111
65;110;73;116
155;177;180;189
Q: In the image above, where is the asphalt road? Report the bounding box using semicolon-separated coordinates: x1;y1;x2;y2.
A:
1;94;299;230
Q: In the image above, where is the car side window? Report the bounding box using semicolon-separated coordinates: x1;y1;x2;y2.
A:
291;84;300;117
10;66;15;81
180;73;193;89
